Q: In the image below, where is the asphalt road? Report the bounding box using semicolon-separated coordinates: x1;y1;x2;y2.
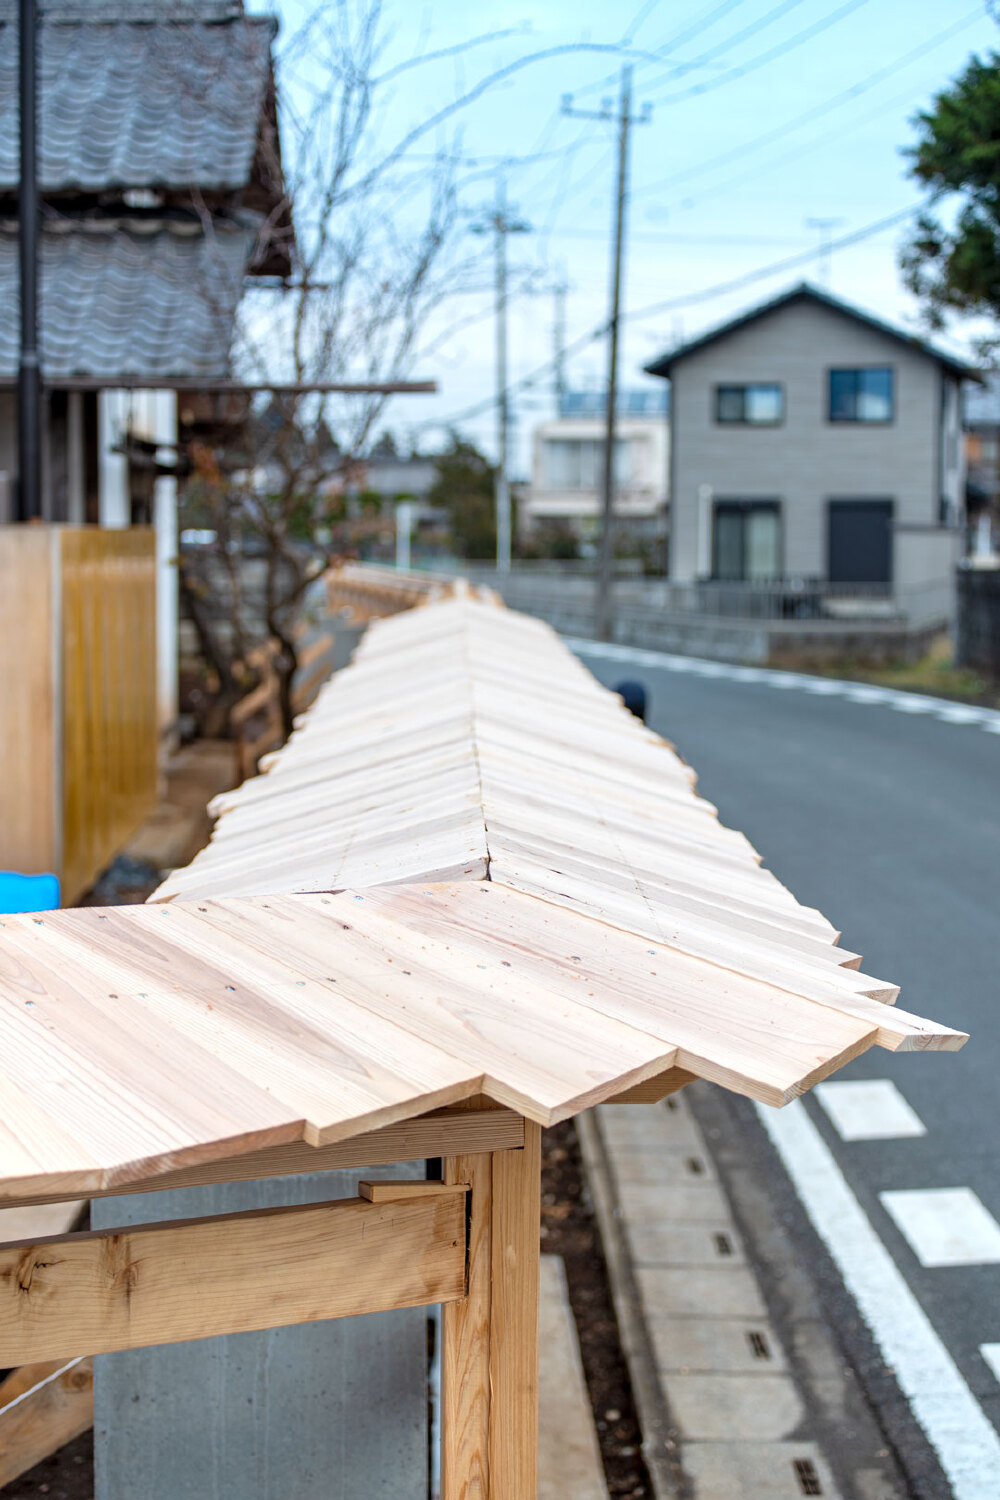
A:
572;641;1000;1498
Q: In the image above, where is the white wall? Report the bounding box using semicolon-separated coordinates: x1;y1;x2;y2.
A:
98;388;179;737
526;415;668;524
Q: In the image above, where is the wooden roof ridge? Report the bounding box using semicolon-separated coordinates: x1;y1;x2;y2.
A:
0;594;966;1204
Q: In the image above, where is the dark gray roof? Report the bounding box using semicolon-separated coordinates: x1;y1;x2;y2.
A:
645;282;980;381
0;10;275;192
0;1;246;16
0;215;256;379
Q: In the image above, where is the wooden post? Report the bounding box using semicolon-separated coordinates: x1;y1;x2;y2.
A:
442;1121;541;1500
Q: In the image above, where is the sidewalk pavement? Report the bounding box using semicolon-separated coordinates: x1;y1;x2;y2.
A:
579;1095;843;1500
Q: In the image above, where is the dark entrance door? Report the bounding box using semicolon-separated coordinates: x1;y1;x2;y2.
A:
828;499;893;583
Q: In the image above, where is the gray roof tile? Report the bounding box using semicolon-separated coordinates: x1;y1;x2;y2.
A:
0;216;256;379
0;12;275;191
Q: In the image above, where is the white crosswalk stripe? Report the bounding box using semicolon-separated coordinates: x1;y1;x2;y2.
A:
759;1101;1000;1500
814;1079;927;1141
880;1188;1000;1268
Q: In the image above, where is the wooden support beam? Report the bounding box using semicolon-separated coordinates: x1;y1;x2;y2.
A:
0;1108;524;1211
0;1357;94;1488
0;1191;466;1367
442;1122;542;1500
490;1121;541;1500
442;1149;493;1500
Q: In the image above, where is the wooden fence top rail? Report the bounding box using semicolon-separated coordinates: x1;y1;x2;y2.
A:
0;593;965;1204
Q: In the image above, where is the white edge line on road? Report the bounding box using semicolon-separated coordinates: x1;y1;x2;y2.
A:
756;1099;1000;1500
566;638;1000;734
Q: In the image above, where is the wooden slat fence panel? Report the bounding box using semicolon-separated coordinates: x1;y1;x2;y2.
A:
60;528;158;903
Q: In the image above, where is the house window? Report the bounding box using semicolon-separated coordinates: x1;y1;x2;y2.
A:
715;384;783;425
712;501;781;581
829;367;893;423
543;438;630;490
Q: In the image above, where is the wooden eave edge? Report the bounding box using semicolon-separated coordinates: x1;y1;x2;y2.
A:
0;878;966;1205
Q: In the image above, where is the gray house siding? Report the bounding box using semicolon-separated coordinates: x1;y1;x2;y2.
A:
668;298;962;612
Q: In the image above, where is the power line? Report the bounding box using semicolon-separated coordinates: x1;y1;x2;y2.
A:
634;7;985;198
571;0;752;102
519;0;873;257
639;0;813;95
649;0;870;106
661;63;975;219
626;205;913;320
417;205;920;432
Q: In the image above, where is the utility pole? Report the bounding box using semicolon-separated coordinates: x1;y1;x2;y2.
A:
564;70;650;640
804;217;844;287
553;274;568;418
476;174;529;575
18;0;41;521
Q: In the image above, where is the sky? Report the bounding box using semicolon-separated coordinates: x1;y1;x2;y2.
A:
269;0;999;473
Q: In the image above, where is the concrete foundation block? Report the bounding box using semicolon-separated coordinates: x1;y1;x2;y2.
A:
92;1165;427;1500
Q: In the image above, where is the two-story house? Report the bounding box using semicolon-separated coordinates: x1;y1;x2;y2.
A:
646;283;976;627
523;387;669;546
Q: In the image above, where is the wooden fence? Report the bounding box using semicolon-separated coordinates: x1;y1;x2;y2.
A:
0;526;158;904
230;626;336;784
325;561;468;621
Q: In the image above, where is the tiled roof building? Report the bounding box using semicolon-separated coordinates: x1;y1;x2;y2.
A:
0;0;289;382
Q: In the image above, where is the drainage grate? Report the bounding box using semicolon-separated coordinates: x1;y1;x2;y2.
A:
793;1457;823;1494
713;1231;733;1257
746;1330;771;1361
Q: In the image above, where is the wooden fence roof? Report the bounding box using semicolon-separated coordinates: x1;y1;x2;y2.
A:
0;593;965;1203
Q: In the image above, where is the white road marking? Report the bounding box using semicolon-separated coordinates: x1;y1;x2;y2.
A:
757;1099;1000;1499
981;1345;1000;1386
814;1079;926;1141
880;1188;1000;1267
567;638;1000;734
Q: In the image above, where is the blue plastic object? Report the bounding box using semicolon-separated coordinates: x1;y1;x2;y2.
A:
0;871;60;914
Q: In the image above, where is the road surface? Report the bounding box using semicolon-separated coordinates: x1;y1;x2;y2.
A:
572;639;1000;1500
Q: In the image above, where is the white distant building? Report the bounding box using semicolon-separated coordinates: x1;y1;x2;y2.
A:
523;389;669;541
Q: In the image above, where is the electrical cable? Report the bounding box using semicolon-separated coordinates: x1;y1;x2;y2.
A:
649;0;870;105
416;204;920;431
635;5;986;198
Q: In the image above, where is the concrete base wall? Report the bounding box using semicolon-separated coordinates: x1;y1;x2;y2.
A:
92;1162;428;1500
463;570;943;665
956;565;1000;675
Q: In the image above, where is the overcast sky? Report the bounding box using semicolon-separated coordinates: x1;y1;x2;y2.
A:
272;0;998;470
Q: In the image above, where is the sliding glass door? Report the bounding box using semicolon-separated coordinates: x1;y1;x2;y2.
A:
712;500;781;581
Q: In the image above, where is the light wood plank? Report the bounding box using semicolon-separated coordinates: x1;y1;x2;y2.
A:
0;1193;467;1366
